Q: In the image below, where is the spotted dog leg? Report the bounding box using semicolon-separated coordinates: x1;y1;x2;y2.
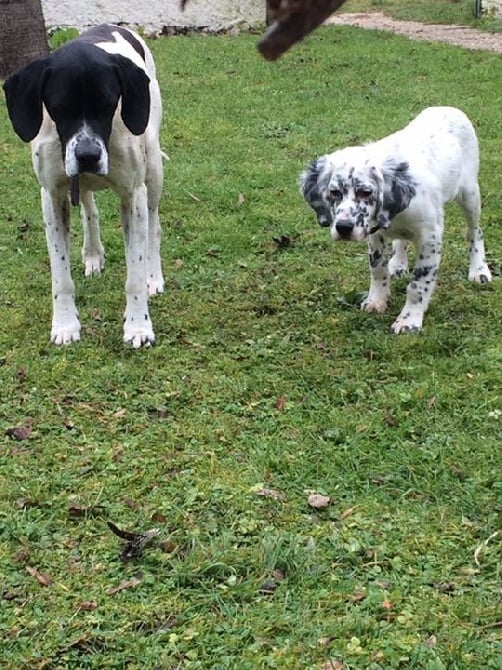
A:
80;189;105;276
457;184;492;284
122;185;155;348
361;232;391;314
388;239;409;277
42;188;81;345
391;223;442;334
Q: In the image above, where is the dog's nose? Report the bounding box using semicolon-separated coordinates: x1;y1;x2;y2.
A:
75;138;102;173
335;219;354;239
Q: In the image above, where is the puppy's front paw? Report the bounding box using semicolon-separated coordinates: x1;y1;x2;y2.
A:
361;296;389;314
51;315;81;345
391;311;423;335
124;320;155;348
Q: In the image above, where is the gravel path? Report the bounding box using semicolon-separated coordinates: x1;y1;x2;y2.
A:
326;12;502;52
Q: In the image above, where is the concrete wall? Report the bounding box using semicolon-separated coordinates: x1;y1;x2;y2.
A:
483;0;502;18
41;0;265;33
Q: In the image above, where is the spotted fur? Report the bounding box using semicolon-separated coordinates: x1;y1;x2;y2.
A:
300;106;492;333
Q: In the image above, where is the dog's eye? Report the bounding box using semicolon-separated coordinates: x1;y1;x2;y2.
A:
356;188;373;199
329;188;342;201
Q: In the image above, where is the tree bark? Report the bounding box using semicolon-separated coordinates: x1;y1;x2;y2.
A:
0;0;49;79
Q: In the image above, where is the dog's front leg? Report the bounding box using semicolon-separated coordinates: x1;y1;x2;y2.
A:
121;185;155;348
391;229;442;334
41;188;81;345
361;233;390;314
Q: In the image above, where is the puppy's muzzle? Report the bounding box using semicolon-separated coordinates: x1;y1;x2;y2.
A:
334;219;354;240
75;138;104;174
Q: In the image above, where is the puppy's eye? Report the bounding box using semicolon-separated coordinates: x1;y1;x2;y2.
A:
356;188;372;199
329;188;342;201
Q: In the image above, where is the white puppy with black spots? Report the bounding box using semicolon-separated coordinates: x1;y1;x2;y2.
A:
301;106;492;333
3;24;164;347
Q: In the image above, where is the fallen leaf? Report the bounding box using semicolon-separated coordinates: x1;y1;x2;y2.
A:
321;661;345;670
26;566;53;587
275;395;286;412
106;575;142;596
425;634;437;647
254;487;286;501
5;422;32;441
258;579;278;595
151;511;168;523
339;506;356;520
308;493;331;509
381;599;393;610
76;601;98;612
237;193;246;205
107;521;160;561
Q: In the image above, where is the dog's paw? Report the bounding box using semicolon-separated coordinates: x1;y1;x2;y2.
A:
389;264;408;278
391;312;423;335
84;253;105;277
469;265;492;284
147;278;165;297
124;323;155;349
51;316;81;345
361;296;388;314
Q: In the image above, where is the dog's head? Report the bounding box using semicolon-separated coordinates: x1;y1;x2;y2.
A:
301;148;417;241
3;40;150;177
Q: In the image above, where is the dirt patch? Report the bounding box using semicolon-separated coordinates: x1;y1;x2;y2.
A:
326;12;502;52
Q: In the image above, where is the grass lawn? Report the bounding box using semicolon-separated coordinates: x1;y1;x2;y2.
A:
0;19;501;670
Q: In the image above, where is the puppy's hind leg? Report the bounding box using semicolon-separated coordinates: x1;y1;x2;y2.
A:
388;239;409;277
456;184;492;284
145;138;165;297
80;189;105;276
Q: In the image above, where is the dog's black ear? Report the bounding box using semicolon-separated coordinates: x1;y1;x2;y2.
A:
3;57;51;142
381;160;417;219
300;157;332;227
113;55;151;135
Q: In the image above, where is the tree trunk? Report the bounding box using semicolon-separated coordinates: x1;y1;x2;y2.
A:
0;0;49;79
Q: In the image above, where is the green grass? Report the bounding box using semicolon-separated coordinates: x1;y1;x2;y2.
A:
1;23;501;670
342;0;502;31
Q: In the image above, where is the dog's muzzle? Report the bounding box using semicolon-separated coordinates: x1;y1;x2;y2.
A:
334;219;354;240
74;137;105;175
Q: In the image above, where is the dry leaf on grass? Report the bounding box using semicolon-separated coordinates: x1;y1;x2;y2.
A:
26;566;53;587
253;487;286;502
308;493;331;509
106;575;142;596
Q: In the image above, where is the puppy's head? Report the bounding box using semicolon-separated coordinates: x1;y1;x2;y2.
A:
3;40;150;178
301;149;416;241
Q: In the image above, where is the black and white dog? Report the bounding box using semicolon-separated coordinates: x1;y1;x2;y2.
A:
301;107;492;333
3;24;164;347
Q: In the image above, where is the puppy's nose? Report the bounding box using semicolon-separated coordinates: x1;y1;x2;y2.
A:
75;138;102;173
335;219;354;239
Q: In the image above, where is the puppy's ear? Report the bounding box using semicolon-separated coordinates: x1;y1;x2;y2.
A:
113;55;151;135
300;157;332;227
370;160;417;234
3;57;51;142
381;160;417;219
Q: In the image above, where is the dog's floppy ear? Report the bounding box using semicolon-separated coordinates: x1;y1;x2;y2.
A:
3;57;51;142
113;55;151;135
300;157;332;227
370;160;417;233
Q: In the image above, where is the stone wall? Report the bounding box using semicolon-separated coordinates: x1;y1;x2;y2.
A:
41;0;265;33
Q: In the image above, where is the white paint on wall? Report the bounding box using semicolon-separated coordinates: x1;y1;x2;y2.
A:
41;0;265;32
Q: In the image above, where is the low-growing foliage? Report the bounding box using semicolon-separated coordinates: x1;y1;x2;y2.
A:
0;16;500;670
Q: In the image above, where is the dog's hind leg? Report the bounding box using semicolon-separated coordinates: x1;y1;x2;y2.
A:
456;184;492;284
145;139;165;297
388;239;409;277
80;189;105;276
42;188;81;344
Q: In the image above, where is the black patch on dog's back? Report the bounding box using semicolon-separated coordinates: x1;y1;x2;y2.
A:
78;24;146;62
